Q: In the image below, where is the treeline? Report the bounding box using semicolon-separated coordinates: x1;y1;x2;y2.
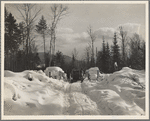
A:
4;7;41;71
68;30;145;74
4;4;69;72
97;33;145;73
4;5;145;73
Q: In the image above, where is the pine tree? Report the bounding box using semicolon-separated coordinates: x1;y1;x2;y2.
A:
5;11;22;71
54;51;64;68
72;54;76;69
36;15;47;65
129;34;144;69
105;42;111;73
96;50;103;72
112;32;120;71
5;12;21;53
4;7;9;69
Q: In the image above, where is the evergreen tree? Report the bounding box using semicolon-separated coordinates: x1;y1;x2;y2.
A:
36;15;47;65
5;7;9;34
72;54;76;69
96;50;103;72
105;42;111;73
5;10;22;71
112;32;120;71
45;52;50;68
5;12;21;53
54;51;64;69
129;34;144;69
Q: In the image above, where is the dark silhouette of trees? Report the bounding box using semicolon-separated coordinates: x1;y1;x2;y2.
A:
5;13;21;54
101;37;106;72
105;42;111;73
129;34;145;69
96;37;110;73
33;53;41;68
54;51;64;68
5;9;22;71
96;50;103;72
71;48;78;69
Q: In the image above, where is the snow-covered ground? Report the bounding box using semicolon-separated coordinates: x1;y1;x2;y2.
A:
3;67;146;116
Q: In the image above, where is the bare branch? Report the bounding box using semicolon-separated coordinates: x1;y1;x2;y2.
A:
16;5;26;20
29;8;41;25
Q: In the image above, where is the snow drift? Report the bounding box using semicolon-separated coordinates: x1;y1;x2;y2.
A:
3;67;145;115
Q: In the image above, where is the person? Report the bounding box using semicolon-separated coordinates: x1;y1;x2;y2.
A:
97;70;100;81
80;69;84;83
34;53;41;69
88;72;91;81
67;70;70;80
114;62;118;71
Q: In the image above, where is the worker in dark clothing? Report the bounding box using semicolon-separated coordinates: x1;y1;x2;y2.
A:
34;53;41;69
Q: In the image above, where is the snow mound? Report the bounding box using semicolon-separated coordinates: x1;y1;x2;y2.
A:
45;66;64;73
3;67;146;116
81;67;145;115
44;66;66;80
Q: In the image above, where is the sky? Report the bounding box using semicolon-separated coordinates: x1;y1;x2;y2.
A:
5;2;146;59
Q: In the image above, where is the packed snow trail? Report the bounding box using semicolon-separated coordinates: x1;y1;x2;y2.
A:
4;67;145;115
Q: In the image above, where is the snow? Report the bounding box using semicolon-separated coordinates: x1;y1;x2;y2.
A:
44;66;66;80
3;67;146;116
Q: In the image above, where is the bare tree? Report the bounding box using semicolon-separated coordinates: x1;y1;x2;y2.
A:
85;45;91;68
87;25;96;66
48;4;69;66
36;15;47;65
15;4;41;69
16;4;41;54
118;26;128;66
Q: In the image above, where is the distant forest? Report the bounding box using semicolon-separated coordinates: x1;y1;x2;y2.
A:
4;4;145;74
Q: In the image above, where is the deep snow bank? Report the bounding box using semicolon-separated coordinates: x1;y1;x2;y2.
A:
82;67;145;115
4;70;67;115
3;67;145;115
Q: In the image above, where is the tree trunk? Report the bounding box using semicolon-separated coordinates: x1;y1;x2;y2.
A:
54;32;56;55
49;32;53;66
91;40;94;66
43;34;46;66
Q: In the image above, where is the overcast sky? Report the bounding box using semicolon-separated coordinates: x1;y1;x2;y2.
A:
5;2;146;59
